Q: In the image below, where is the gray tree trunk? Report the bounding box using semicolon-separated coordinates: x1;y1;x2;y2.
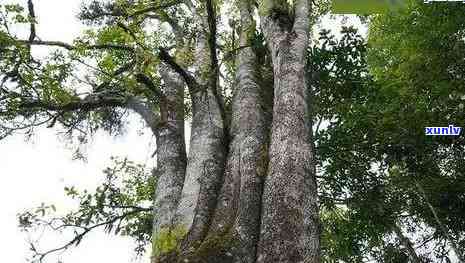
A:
151;63;187;256
174;17;227;249
149;0;320;262
257;0;320;262
208;1;272;262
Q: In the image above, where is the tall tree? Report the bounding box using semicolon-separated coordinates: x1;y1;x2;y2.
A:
6;0;465;263
0;0;320;262
256;0;320;262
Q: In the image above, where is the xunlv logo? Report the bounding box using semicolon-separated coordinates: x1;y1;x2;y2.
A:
425;125;462;136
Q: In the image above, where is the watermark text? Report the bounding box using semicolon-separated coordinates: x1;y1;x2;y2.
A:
425;125;462;136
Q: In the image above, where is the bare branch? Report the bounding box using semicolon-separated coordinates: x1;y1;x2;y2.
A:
15;39;135;52
30;209;144;262
19;93;127;112
158;47;200;93
205;0;219;86
27;0;36;43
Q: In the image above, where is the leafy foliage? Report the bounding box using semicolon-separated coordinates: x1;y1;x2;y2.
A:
0;1;169;141
367;1;465;250
312;6;465;259
18;157;154;261
3;0;465;262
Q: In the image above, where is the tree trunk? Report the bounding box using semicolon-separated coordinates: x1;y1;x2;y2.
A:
415;181;464;263
257;0;320;261
208;1;272;262
151;63;188;257
174;22;227;249
393;221;423;263
151;0;320;262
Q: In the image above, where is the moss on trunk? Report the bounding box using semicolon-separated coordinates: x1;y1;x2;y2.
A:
153;230;237;263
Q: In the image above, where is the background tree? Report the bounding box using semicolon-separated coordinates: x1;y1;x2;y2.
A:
1;0;319;262
313;1;465;261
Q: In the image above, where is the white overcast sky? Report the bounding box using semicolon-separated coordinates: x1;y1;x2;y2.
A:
0;1;366;262
0;1;154;262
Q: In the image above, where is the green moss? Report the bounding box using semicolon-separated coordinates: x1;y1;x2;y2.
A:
245;20;257;45
258;0;289;17
182;232;237;263
152;227;239;263
258;0;274;17
151;225;188;258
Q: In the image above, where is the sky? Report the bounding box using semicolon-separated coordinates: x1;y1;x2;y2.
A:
0;1;153;262
0;126;154;263
0;1;366;262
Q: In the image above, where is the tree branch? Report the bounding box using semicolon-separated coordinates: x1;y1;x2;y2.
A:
129;1;182;18
158;47;200;93
126;97;160;134
81;0;182;21
19;95;126;112
162;12;183;41
293;0;310;35
135;73;166;100
205;0;219;88
27;0;36;43
30;209;144;262
15;39;135;52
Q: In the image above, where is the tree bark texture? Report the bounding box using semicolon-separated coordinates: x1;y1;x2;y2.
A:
147;0;320;262
174;20;227;249
208;1;272;262
151;63;188;254
256;0;320;262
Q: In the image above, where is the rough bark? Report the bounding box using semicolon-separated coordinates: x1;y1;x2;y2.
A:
150;0;319;261
176;87;226;247
6;1;327;262
151;63;187;256
174;12;226;249
126;97;160;134
208;1;271;262
257;0;320;262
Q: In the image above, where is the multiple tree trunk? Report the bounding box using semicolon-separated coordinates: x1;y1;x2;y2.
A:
7;0;465;262
148;0;320;262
